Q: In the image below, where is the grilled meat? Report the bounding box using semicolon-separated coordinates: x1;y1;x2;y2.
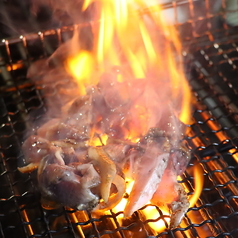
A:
19;64;191;228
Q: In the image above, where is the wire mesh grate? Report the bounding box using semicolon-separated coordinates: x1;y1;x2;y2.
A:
1;1;238;238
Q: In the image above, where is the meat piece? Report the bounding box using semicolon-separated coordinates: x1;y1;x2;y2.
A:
125;148;170;217
21;135;50;164
98;72;129;109
151;166;178;206
37;147;101;210
27;58;80;118
119;128;190;227
18;135;51;173
36;93;99;143
170;145;191;175
39;162;101;210
37;118;90;143
103;139;133;166
64;94;99;140
169;183;190;229
150;148;190;228
27;59;50;81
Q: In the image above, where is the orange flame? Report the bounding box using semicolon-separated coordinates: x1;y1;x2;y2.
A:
112;165;203;232
188;163;204;208
90;134;108;146
143;205;170;232
66;51;94;95
65;0;196;232
66;0;192;133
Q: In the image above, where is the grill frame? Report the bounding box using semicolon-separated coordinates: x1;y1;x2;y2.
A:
1;1;238;237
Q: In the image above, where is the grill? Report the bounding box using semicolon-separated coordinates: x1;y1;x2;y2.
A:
1;1;238;237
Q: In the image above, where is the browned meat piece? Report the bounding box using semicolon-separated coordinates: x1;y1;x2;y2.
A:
103;139;133;165
18;135;51;173
169;145;191;175
65;95;94;137
37;118;90;142
38;151;101;210
150;159;190;228
123;128;171;217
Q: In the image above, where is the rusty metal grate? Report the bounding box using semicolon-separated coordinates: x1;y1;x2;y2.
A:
1;1;238;237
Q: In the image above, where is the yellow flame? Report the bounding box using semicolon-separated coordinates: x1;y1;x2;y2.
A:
112;178;135;224
112;178;135;213
143;205;170;232
189;163;204;208
90;134;108;146
66;51;94;95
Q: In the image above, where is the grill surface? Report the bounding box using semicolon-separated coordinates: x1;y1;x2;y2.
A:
1;1;238;238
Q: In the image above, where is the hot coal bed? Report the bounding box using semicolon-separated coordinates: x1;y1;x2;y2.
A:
1;1;238;238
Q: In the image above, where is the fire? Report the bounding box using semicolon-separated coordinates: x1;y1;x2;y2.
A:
143;205;170;232
65;0;196;232
90;134;108;146
112;178;171;231
112;178;134;211
66;51;94;95
112;178;134;223
66;0;192;136
188;163;204;208
111;164;204;233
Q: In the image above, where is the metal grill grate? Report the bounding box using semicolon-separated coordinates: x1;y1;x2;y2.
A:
1;1;238;237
